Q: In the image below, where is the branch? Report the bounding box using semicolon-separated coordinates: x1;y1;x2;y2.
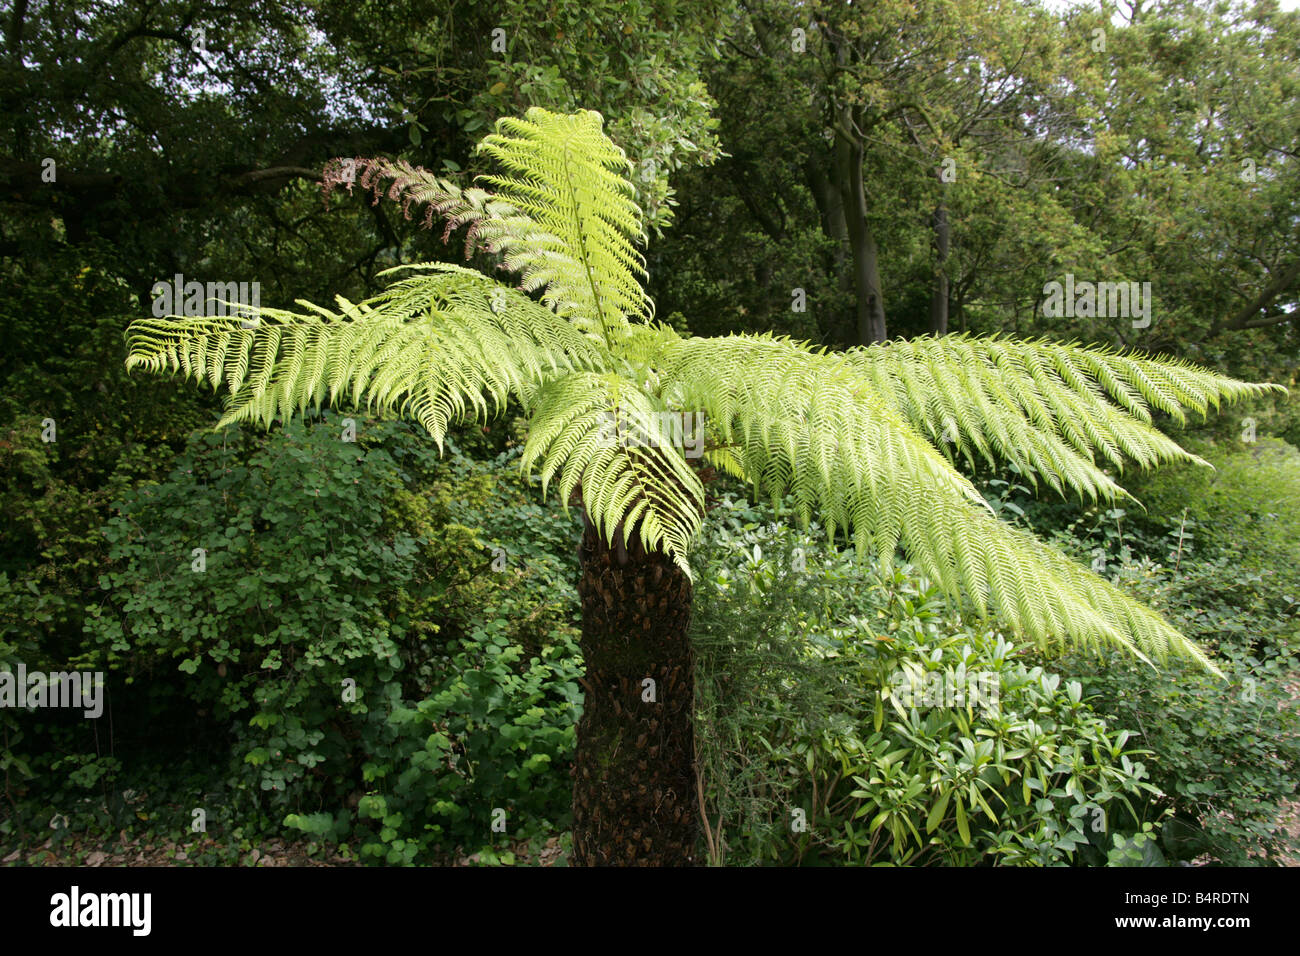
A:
229;165;324;188
1213;257;1300;335
1239;308;1297;330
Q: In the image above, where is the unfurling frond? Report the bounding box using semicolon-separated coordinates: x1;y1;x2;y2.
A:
125;268;606;448
654;331;1248;674
848;334;1286;502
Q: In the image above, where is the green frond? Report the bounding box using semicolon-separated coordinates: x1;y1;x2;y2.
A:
474;108;653;340
846;334;1286;503
653;332;1226;674
519;371;704;576
125;269;605;448
323;110;652;346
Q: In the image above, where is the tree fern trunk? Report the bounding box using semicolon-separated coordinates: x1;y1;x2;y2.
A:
571;512;698;866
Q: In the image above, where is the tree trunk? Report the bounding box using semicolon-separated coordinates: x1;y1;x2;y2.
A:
835;115;888;345
571;512;698;866
929;201;950;336
806;154;857;348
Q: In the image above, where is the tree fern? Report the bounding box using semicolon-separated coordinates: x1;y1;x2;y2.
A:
127;106;1286;677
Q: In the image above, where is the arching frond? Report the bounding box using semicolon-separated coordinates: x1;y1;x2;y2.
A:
519;371;704;575
654;331;1226;673
325;109;652;343
847;334;1287;502
125;270;606;448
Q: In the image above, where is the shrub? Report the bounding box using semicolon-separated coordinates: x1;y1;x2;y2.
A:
1054;639;1299;866
691;495;1162;866
1009;439;1300;864
73;413;582;861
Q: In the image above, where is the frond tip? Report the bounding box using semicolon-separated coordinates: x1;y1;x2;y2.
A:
848;334;1286;503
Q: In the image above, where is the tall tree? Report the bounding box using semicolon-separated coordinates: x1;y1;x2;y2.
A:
1;0;731;308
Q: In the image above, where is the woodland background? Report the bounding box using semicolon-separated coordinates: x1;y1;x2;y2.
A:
1;0;1298;866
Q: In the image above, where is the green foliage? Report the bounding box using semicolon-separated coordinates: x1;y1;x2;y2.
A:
1055;638;1299;866
341;617;581;863
646;185;839;342
74;413;582;861
123;106;1279;673
0;259;219;835
1127;436;1300;623
691;496;1163;866
1015;438;1300;864
1;252;216;639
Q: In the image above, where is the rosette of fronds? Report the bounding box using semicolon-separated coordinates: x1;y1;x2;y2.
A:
128;107;1286;674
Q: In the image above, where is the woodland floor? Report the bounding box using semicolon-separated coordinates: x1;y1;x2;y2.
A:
2;832;569;867
7;819;1294;866
9;675;1297;868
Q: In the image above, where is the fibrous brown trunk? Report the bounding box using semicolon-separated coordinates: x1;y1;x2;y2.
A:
571;513;698;866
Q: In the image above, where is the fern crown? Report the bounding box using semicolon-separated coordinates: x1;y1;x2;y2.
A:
125;106;1286;674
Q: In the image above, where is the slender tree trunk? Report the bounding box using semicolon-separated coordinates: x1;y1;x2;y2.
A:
929;201;950;335
806;154;856;348
571;512;698;866
835;116;888;345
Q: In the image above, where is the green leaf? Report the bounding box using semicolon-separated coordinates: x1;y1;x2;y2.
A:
926;790;951;833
